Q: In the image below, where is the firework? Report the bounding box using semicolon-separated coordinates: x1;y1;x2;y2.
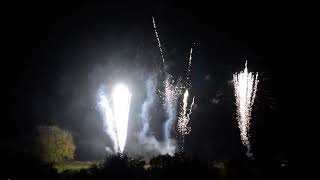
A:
233;61;259;154
112;84;132;153
178;47;196;138
177;90;194;136
162;75;182;141
152;17;165;64
187;96;195;123
152;17;181;154
98;84;132;153
152;17;197;153
98;91;119;153
187;47;193;87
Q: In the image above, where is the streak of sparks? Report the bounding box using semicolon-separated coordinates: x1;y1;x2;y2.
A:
152;17;180;154
178;90;195;136
178;90;190;136
178;47;196;137
233;61;259;147
98;92;119;153
186;47;194;88
162;75;182;148
98;84;132;153
187;48;193;78
112;84;132;153
162;75;182;109
187;96;195;121
152;17;196;152
152;17;165;64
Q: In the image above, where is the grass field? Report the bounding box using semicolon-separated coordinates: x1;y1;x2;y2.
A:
53;161;97;173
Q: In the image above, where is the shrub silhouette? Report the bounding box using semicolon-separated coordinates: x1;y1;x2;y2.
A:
34;126;76;163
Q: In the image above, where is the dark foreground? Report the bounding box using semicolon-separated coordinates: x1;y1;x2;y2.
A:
5;152;301;180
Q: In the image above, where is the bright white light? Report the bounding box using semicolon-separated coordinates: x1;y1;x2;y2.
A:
178;90;190;136
233;61;259;147
98;91;118;152
178;89;195;137
152;17;165;64
112;84;132;153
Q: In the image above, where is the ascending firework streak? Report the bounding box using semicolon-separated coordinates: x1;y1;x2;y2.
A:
178;48;196;138
187;46;193;87
152;17;182;154
152;17;165;64
233;61;259;157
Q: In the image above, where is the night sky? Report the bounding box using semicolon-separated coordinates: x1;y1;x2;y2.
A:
5;2;307;162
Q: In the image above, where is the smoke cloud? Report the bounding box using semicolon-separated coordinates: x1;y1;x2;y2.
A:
138;75;176;156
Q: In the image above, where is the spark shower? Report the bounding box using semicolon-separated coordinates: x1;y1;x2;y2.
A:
233;61;259;157
96;18;260;157
98;84;132;153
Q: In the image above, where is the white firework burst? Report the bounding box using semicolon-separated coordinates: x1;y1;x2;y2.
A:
178;90;195;136
233;61;259;147
98;84;132;153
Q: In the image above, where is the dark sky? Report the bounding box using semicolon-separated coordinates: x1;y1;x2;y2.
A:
4;1;308;161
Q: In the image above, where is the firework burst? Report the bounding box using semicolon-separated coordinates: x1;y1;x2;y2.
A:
233;61;259;154
177;90;195;136
178;48;196;139
98;84;132;153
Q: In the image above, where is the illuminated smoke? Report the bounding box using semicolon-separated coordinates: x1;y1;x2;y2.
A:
162;75;182;154
152;17;181;155
152;17;197;154
233;61;259;156
138;75;163;154
139;75;157;138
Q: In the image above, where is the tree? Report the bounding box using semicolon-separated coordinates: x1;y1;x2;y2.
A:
34;126;76;163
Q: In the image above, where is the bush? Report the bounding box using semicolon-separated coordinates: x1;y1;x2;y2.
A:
34;126;76;163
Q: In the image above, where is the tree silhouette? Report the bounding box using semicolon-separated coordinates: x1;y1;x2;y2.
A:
34;126;76;163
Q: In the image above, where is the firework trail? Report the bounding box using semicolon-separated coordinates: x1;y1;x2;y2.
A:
187;96;195;122
152;17;165;64
97;84;132;153
233;61;259;157
139;75;157;138
152;17;183;155
178;90;191;136
178;47;196;139
187;47;193;87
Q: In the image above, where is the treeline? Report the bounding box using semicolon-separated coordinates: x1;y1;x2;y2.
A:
5;152;296;180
